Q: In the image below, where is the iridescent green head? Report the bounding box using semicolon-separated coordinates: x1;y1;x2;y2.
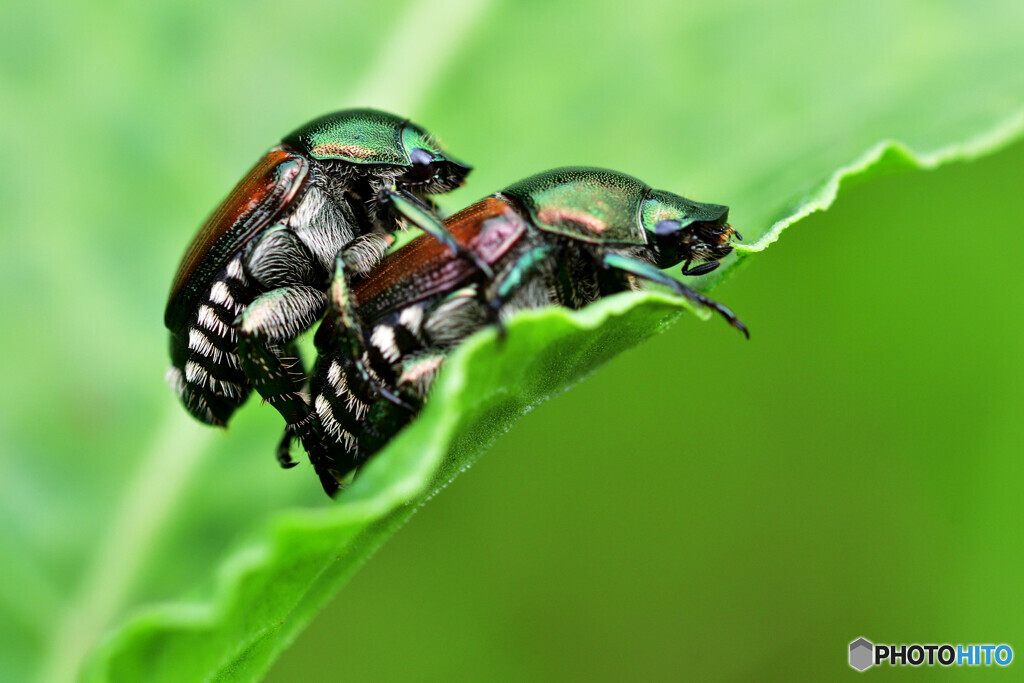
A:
501;167;735;269
641;189;734;269
282;108;470;193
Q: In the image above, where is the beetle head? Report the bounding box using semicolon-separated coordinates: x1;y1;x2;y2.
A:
282;108;470;195
394;121;472;195
641;190;737;272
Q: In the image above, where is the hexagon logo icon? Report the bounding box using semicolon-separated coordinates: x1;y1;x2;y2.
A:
850;637;874;671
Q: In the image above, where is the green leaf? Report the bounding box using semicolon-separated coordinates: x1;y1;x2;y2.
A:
0;1;1021;682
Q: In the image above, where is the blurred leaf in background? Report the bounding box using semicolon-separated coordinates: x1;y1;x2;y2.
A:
0;0;1021;681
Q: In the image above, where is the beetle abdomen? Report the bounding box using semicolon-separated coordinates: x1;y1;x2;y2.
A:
166;256;253;425
307;299;431;468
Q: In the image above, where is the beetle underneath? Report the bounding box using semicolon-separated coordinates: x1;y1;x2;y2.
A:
287;167;746;495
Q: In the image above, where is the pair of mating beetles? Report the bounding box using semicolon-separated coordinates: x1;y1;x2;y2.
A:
165;109;746;496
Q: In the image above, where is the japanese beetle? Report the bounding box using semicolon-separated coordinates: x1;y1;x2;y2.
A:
164;108;472;434
291;167;746;495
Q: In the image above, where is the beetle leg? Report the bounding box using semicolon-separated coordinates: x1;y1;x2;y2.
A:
267;341;306;469
681;260;721;277
600;253;749;338
328;254;416;412
395;352;447;400
275;428;300;469
489;244;557;310
244;225;321;288
270;338;321;471
482;243;558;340
381;187;495;279
314;462;341;497
278;417;344;496
236;285;327;440
339;232;393;275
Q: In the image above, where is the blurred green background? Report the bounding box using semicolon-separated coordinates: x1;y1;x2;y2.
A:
1;0;1022;680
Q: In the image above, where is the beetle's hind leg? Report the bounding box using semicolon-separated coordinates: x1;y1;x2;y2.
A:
270;340;310;470
276;428;298;469
276;417;344;496
236;225;336;469
278;425;342;496
236;285;327;442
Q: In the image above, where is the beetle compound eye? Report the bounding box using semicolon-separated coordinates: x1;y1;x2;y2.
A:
653;219;685;250
404;148;436;182
410;147;433;168
654;219;681;235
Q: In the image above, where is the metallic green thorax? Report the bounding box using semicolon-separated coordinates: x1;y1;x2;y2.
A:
501;167;651;245
282;108;446;166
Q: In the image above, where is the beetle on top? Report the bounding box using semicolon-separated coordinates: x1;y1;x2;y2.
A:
164;109;473;447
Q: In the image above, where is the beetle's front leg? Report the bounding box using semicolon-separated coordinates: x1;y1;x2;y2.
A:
599;252;748;337
380;188;495;279
236;286;327;450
